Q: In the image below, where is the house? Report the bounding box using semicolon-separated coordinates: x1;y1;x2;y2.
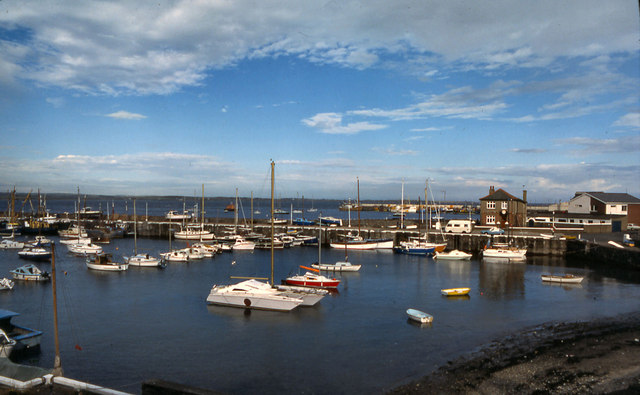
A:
568;192;640;231
479;186;527;228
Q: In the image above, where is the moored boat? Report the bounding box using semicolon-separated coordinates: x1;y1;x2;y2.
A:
0;278;15;291
17;246;52;261
311;261;361;272
86;253;128;272
406;308;433;324
206;279;303;311
0;309;43;353
67;242;103;255
441;287;471;296
285;266;340;289
434;250;472;260
482;243;526;261
126;253;164;267
541;274;584;284
0;239;25;249
10;264;50;281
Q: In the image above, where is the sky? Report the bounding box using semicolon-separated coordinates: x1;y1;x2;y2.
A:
0;1;638;203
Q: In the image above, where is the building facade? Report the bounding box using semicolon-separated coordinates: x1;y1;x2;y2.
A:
568;192;640;229
479;187;527;228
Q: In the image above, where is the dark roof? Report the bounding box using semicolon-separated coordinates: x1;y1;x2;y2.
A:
479;188;525;202
577;192;640;204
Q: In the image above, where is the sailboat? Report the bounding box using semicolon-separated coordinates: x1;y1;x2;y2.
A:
206;161;305;311
329;177;393;250
125;198;163;267
312;216;361;272
174;187;214;241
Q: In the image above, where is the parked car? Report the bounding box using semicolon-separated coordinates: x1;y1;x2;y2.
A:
628;223;640;230
482;227;504;235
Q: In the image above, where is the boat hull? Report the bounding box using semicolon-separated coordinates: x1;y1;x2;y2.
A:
311;262;361;272
441;287;471;296
541;274;584;284
330;239;393;250
86;262;129;271
406;308;433;324
285;278;340;289
206;290;302;311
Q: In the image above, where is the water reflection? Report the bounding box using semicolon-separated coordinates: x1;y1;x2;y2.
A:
479;259;526;299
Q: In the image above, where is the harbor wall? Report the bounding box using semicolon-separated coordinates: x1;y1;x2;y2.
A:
124;219;570;256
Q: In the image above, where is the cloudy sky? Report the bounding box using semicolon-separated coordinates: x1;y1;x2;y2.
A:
0;1;638;203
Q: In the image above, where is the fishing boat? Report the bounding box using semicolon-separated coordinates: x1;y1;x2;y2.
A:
126;198;163;267
406;308;433;324
0;309;43;353
434;250;472;260
10;264;50;281
0;278;15;291
86;253;128;272
17;246;51;261
441;287;471;296
541;274;584;284
285;266;340;289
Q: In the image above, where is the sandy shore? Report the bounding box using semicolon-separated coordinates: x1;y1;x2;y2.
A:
389;312;640;394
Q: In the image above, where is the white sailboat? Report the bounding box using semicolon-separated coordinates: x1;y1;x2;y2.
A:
312;217;361;272
330;177;393;250
206;161;305;311
125;198;163;267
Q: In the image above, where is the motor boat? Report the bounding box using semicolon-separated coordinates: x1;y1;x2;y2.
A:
10;264;50;281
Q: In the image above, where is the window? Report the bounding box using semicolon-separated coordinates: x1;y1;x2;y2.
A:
622;205;627;212
487;201;495;209
501;201;508;210
486;215;495;224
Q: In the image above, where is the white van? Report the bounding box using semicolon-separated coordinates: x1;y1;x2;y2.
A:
444;219;474;233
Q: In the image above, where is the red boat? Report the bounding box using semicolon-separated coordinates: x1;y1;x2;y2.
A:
285;266;340;289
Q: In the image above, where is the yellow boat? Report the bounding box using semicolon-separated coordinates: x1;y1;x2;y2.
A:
441;287;470;296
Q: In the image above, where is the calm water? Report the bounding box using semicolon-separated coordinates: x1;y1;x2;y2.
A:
33;195;478;222
1;235;639;394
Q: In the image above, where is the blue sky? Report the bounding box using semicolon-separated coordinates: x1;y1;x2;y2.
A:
0;1;638;203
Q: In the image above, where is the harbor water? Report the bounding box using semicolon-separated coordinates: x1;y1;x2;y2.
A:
1;235;640;394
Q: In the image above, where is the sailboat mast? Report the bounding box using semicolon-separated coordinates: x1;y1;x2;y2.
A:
425;179;430;240
234;188;238;232
133;198;137;255
270;161;275;286
357;177;361;235
401;178;404;229
201;184;205;242
51;243;62;376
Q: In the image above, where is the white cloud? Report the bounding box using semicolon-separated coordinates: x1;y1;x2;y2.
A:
105;111;147;120
302;112;387;135
613;112;640;129
556;135;640;155
0;1;637;95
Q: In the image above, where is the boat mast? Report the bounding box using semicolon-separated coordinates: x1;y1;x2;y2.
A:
234;188;238;233
201;184;205;242
425;179;429;241
270;161;275;286
357;177;361;236
251;191;254;231
51;242;63;376
133;198;137;255
401;178;404;229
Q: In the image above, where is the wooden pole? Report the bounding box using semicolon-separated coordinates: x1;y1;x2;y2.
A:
51;242;63;376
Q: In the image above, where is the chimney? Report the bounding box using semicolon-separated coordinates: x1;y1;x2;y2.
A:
523;190;527;202
489;186;495;194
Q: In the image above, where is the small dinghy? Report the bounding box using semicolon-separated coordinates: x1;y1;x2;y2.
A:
441;287;471;296
406;308;433;324
541;274;584;284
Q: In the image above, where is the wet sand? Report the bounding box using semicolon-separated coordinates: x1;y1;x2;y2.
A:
390;312;640;394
